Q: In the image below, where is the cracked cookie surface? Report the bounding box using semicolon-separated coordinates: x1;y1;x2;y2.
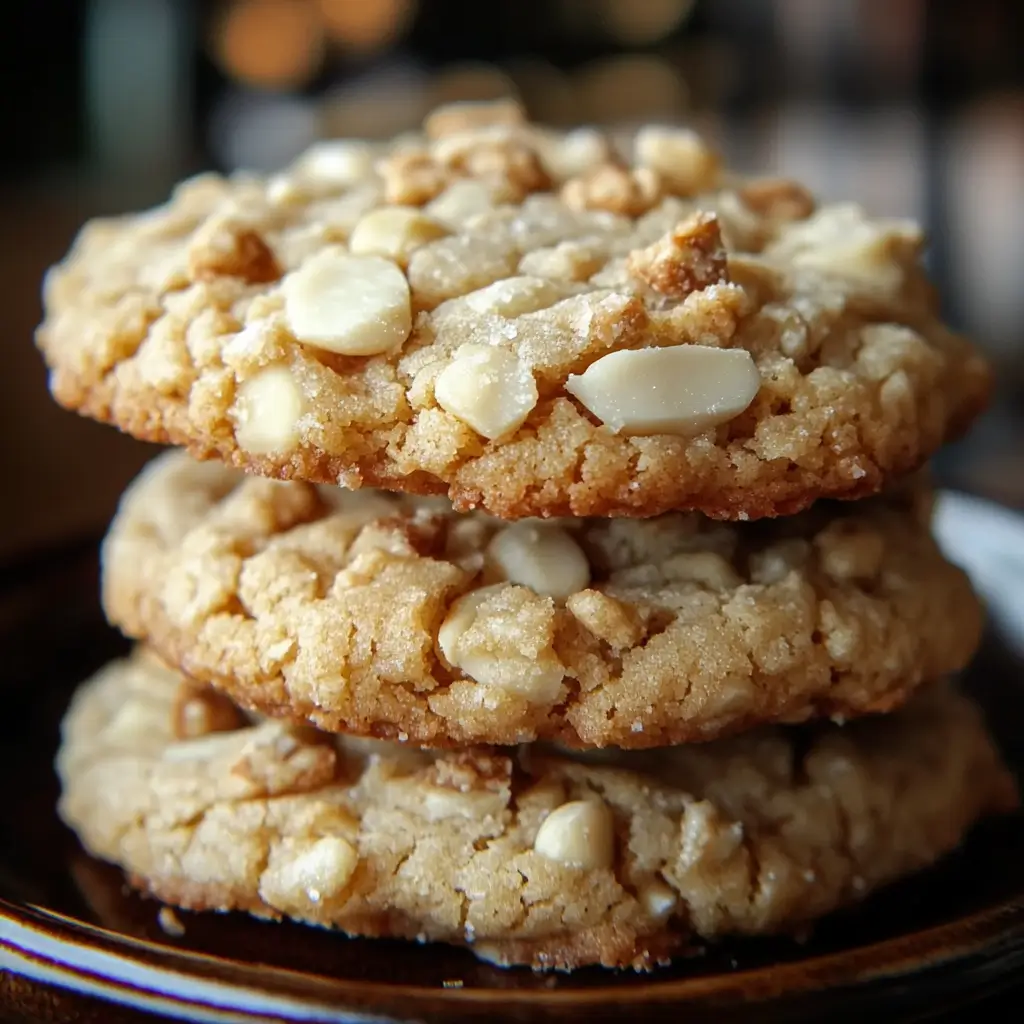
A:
102;451;982;748
57;650;1016;970
37;103;988;520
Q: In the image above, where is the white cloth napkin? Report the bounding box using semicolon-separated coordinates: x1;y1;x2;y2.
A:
934;492;1024;657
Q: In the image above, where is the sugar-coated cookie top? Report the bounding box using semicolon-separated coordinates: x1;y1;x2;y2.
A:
39;101;988;518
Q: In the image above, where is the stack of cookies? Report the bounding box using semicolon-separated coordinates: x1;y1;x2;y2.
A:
38;102;1017;971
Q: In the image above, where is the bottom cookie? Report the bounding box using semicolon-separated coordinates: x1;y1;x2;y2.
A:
57;650;1016;971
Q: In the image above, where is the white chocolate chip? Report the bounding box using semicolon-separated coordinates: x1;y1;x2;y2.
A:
533;799;615;870
461;276;570;318
348;206;450;266
260;836;358;911
639;881;678;921
487;522;590;599
437;585;565;704
635;125;720;195
565;346;760;437
434;343;538;439
283;249;412;356
295;140;375;186
233;366;305;454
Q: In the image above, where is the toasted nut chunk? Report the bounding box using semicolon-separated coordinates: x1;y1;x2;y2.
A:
378;150;449;205
424;99;525;139
461;276;569;318
534;799;615;870
295;140;375;186
562;163;662;216
434;343;538;439
437;585;565;703
348;206;450;266
635;125;720;195
233;366;306;454
566;590;643;648
260;836;358;911
487;522;590;599
739;177;816;221
627;212;728;299
433;133;551;195
283;249;412;356
187;216;281;284
565;345;760;436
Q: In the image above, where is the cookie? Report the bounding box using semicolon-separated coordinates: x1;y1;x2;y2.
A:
57;650;1016;971
37;102;988;520
102;451;982;749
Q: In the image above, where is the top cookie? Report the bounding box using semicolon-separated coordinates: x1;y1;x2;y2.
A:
38;101;988;520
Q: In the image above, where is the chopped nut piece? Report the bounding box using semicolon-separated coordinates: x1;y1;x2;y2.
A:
627;213;729;299
561;164;663;216
487;522;590;599
233;366;306;454
432;132;551;195
187;216;281;284
565;590;643;648
434;343;538;439
739;177;816;222
348;206;450;266
565;345;760;436
378;150;449;206
424;99;525;139
533;799;615;869
283;249;412;356
634;125;720;195
437;585;565;703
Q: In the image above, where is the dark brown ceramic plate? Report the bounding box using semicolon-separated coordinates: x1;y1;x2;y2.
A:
1;494;1024;1023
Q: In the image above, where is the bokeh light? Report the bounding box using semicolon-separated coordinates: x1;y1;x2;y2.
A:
213;0;324;89
598;0;695;46
316;0;415;53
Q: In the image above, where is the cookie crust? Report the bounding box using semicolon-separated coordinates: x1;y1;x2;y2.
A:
57;651;1017;970
102;452;982;748
37;109;989;520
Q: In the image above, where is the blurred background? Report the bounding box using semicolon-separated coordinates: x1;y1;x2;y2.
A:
2;0;1022;563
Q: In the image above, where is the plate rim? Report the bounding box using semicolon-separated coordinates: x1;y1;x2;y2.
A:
4;888;1024;1017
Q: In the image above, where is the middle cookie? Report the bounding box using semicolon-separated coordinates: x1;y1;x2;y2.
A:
103;452;980;748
